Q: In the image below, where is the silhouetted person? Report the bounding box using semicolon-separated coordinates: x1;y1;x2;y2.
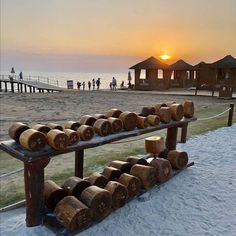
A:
77;81;81;90
88;81;91;91
92;78;95;90
19;72;23;81
96;78;101;90
112;77;117;91
82;81;85;91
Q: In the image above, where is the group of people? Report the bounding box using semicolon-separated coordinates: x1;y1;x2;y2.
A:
77;78;101;91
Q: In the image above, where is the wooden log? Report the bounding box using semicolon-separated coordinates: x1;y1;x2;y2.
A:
167;150;188;170
79;115;97;126
108;160;132;173
93;119;112;136
107;117;123;133
119;111;138;131
159;107;171;123
147;115;160;126
102;167;122;180
8;122;29;142
117;173;141;199
54;196;91;232
130;164;156;189
165;101;176;107
64;121;81;131
47;129;69;150
85;172;109;188
64;129;80;145
44;180;67;210
104;181;128;208
32;124;51;134
93;114;108;119
137;116;149;129
106;109;122;118
147;158;172;183
80;186;112;221
154;103;167;115
77;125;94;141
183;100;194;118
61;176;91;198
158;148;169;159
126;156;148;166
141;107;155;117
47;123;63;131
169;104;184;121
19;129;47;151
145;136;165;156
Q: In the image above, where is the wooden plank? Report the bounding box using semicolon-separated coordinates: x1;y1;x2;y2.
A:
0;117;197;162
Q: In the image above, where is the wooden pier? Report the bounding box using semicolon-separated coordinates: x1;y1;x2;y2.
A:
0;77;66;93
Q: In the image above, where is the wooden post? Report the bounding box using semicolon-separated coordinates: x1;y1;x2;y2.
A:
228;103;234;126
24;158;50;227
33;87;36;93
166;127;178;150
11;81;14;93
29;86;32;93
17;82;20;92
20;83;23;93
4;82;7;92
180;123;188;143
24;84;27;92
0;81;2;92
75;150;84;178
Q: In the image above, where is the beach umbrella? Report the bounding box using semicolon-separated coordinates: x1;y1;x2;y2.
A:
128;71;132;81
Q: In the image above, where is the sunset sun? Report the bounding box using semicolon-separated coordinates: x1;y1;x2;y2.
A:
159;54;171;60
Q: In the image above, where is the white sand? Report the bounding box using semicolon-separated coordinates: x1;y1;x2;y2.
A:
0;125;236;236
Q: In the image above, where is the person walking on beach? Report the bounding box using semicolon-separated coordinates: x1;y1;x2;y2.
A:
92;78;95;90
88;81;91;91
82;81;85;91
109;82;112;90
112;77;117;91
77;81;81;90
19;72;23;81
96;78;101;90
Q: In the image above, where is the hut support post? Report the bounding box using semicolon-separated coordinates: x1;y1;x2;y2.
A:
180;123;188;143
24;158;50;227
4;82;7;92
0;81;2;92
166;127;178;150
75;150;84;178
11;82;14;93
228;103;234;126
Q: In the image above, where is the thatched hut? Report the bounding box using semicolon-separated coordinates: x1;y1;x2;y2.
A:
169;60;195;88
129;57;171;90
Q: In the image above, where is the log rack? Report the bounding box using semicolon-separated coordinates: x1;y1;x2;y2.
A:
0;117;196;227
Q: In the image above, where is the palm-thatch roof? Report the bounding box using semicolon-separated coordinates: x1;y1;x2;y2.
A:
211;55;236;69
169;59;194;70
194;61;212;69
129;56;169;70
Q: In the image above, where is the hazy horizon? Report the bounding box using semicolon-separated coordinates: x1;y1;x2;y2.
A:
1;0;236;73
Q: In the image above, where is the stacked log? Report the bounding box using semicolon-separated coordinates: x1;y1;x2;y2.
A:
106;109;122;118
130;164;156;189
147;158;172;183
183;100;194;118
169;104;184;121
147;115;160;126
61;177;91;199
145;136;165;156
104;181;128;208
159;107;171;123
108;160;132;173
80;186;112;221
137;116;149;129
93;114;107;119
93;119;112;136
102;167;122;180
141;107;155;117
126;156;148;166
119;112;138;131
85;172;109;188
64;121;81;131
44;180;67;210
64;129;80;145
47;129;69;150
118;173;141;199
79;115;97;126
107;117;123;133
19;129;46;151
165;101;176;107
32;124;51;134
167;150;188;170
47;123;63;131
77;125;94;141
154;103;167;115
8;122;29;142
54;196;91;232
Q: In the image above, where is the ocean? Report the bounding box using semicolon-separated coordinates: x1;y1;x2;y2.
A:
1;71;132;90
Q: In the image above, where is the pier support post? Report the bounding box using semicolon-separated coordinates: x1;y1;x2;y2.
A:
166;127;178;150
75;150;84;178
228;103;234;127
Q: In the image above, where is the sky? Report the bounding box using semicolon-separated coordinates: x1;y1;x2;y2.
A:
1;0;236;73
